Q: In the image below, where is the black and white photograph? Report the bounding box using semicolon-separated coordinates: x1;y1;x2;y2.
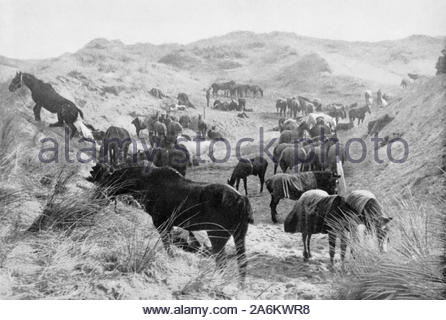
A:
0;0;445;316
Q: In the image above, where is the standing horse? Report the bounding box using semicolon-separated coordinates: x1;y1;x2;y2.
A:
9;72;86;138
98;126;132;166
284;190;356;264
348;104;371;126
276;99;287;116
87;163;253;284
265;171;339;223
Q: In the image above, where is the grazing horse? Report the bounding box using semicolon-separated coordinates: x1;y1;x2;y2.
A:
348;104;371;126
284;189;357;264
9;72;85;138
227;157;268;195
99;126;132;165
87;163;253;284
265;171;339;223
276;99;287;116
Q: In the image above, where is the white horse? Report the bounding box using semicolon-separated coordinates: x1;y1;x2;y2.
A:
176;136;213;164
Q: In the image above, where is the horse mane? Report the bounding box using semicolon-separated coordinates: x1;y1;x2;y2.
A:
145;166;186;182
345;190;382;219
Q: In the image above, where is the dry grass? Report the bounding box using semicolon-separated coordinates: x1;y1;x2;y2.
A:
334;194;445;299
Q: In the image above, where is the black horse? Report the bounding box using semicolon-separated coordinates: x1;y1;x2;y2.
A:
9;72;84;138
87;163;253;283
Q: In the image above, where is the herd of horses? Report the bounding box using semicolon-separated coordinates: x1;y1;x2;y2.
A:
211;81;263;98
8;71;392;285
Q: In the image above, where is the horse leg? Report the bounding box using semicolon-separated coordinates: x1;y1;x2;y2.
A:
302;233;309;261
33;104;42;121
328;232;337;267
234;227;248;285
273;162;278;174
236;178;240;191
307;233;312;258
243;177;248;195
67;122;77;139
259;174;264;193
49;111;64;127
269;196;280;223
207;230;230;272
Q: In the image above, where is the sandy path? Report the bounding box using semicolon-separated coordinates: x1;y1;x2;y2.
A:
186;111;339;299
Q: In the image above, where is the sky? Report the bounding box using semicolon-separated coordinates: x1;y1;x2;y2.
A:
0;0;445;59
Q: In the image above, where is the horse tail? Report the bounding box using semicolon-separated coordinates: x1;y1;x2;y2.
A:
237;196;254;226
77;107;84;119
74;117;94;141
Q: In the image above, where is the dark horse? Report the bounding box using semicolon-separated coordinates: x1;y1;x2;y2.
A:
87;163;253;284
98;126;132;166
9;72;84;138
265;171;339;223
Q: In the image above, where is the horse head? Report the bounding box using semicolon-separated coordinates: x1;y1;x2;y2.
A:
9;72;23;92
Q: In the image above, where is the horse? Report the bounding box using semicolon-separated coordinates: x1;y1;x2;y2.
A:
278;120;309;143
166;120;183;144
131;117;148;138
211;81;235;97
152;146;189;176
323;104;347;123
278;146;309;173
284;189;357;264
99;126;132;166
177;92;195;109
265;171;340;223
307;113;336;132
276;99;287;116
8;72;86;138
179;115;191;128
176;136;212;165
400;79;409;88
87;163;253;284
348;104;371;126
207;126;223;140
286;98;300;118
297;96;314;115
227;157;268;195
